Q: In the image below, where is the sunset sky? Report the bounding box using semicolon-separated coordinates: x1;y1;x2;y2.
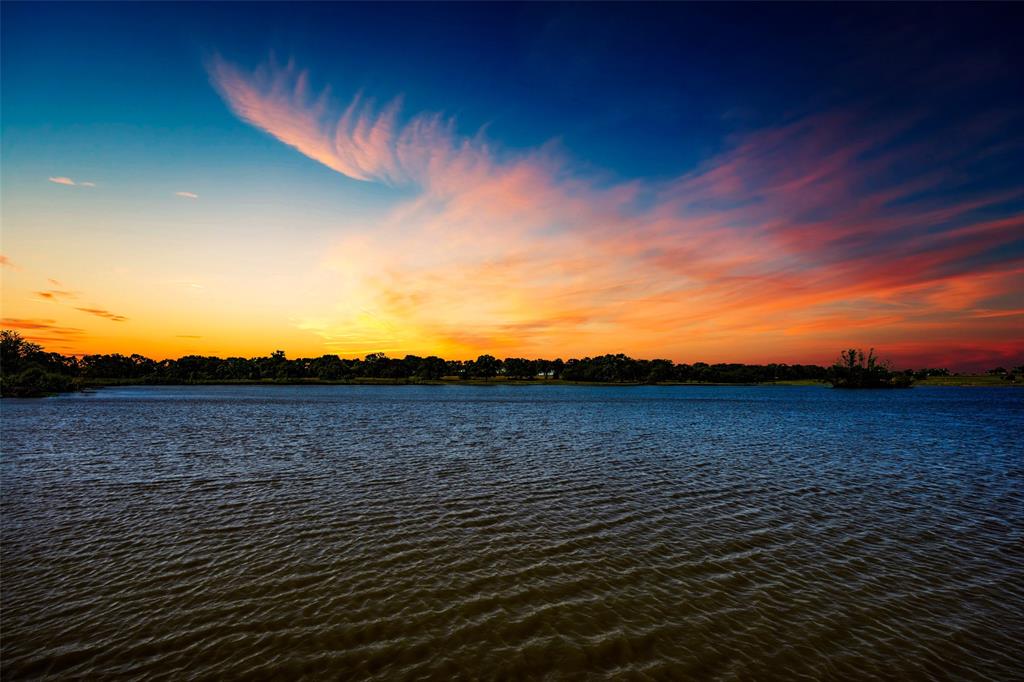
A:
2;3;1022;370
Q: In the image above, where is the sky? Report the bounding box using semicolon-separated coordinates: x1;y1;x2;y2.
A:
2;2;1022;370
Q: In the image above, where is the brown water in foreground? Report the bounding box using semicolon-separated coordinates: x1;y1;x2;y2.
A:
2;385;1022;679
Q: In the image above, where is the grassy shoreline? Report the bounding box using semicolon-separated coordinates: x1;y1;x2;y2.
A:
914;375;1021;387
6;374;1018;398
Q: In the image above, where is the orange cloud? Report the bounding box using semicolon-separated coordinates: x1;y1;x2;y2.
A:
34;288;78;301
1;318;86;347
2;317;60;330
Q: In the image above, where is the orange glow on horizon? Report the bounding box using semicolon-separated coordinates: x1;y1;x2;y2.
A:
2;58;1021;372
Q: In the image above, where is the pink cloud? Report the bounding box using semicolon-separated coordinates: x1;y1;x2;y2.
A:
175;191;199;199
211;56;1023;368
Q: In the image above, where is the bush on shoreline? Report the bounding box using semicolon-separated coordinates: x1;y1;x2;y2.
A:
828;348;914;389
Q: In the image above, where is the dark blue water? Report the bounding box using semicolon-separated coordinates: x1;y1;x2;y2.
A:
2;385;1022;679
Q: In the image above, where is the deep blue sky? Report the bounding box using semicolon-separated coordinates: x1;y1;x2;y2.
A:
4;2;1021;179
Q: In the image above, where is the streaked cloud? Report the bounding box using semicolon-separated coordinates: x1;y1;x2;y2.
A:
75;307;129;322
0;255;18;269
175;191;199;199
34;287;78;301
0;318;86;346
2;317;60;330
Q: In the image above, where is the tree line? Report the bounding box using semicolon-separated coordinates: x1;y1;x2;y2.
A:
1;329;1015;396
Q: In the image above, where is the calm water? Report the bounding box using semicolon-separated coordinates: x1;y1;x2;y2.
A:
2;385;1022;680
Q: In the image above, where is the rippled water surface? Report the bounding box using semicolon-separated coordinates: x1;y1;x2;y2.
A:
3;385;1022;679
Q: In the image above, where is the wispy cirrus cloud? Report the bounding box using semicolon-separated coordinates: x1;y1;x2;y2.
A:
175;191;199;199
210;56;1024;369
208;55;495;192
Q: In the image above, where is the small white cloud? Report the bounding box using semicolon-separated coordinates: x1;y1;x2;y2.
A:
168;278;205;290
48;177;95;187
175;191;199;199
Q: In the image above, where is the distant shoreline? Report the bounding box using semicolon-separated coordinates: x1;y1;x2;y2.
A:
4;331;1020;396
74;375;1017;389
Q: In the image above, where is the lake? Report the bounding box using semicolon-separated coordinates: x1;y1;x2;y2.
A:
2;385;1022;679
